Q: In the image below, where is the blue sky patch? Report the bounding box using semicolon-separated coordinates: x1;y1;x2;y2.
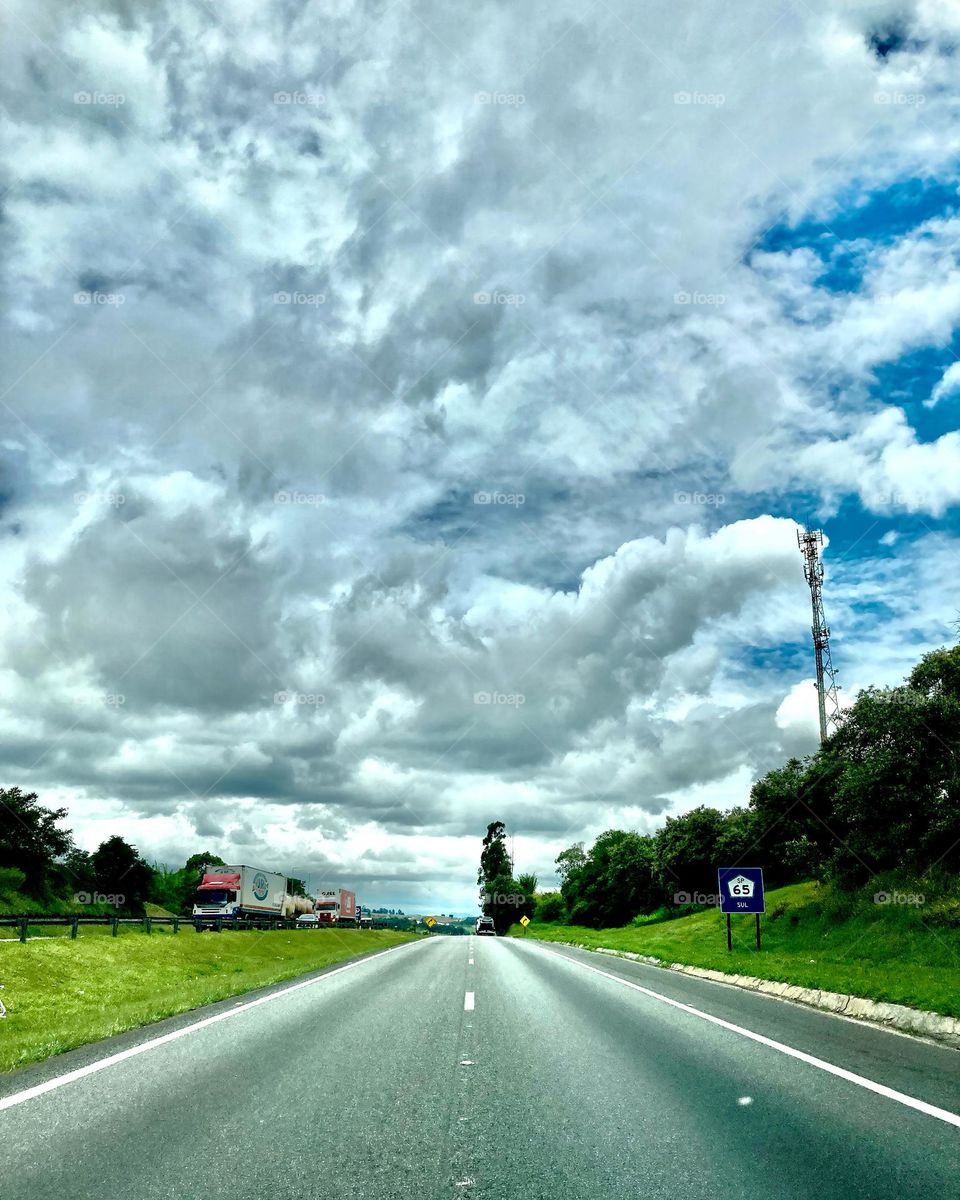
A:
755;177;960;294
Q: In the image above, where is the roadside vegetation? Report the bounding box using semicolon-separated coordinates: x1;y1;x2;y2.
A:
522;643;959;930
511;880;960;1018
496;642;960;1016
0;927;417;1073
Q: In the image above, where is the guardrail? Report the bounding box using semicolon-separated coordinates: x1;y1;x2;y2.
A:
0;915;382;942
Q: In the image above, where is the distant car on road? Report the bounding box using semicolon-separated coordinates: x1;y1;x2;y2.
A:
296;913;320;928
475;916;496;936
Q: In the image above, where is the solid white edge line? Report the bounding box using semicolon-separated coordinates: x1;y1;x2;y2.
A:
525;942;960;1130
464;991;475;1011
0;940;426;1112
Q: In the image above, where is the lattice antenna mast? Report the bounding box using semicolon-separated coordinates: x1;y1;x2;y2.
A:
797;529;841;742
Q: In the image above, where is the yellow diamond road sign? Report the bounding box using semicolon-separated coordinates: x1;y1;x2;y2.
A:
425;916;437;927
520;915;530;927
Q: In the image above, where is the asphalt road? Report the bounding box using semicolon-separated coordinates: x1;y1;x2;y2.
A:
2;935;958;1200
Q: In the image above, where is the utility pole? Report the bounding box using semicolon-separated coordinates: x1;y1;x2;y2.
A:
797;528;841;742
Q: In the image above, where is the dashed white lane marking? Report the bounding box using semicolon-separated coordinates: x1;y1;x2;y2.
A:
526;944;960;1130
0;940;428;1112
468;957;474;964
464;991;475;1011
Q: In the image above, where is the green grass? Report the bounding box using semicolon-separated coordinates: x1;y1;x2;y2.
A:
511;881;960;1019
0;928;418;1073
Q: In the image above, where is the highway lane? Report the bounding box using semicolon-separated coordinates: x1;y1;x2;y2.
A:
1;934;958;1199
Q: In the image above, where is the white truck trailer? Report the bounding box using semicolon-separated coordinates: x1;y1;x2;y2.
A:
192;865;287;927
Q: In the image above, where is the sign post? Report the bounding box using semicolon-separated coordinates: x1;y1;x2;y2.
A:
718;867;765;951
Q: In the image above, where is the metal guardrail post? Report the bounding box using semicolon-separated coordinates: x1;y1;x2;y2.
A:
144;916;152;935
173;918;179;934
19;918;27;943
112;917;119;937
70;916;79;940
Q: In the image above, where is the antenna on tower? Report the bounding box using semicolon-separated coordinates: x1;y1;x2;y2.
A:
797;528;841;742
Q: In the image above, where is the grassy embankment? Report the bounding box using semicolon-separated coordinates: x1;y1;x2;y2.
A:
0;928;418;1073
511;881;960;1019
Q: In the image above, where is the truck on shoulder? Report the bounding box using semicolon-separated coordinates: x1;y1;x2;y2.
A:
192;865;287;927
314;888;357;927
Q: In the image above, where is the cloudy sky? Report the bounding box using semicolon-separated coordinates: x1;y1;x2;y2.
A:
3;0;960;912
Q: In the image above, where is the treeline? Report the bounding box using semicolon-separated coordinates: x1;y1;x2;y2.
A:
541;642;960;928
0;790;305;916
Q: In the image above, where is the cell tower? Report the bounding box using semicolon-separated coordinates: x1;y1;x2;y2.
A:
797;529;841;742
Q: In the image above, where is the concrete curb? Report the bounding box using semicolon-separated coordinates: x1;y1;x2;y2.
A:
536;939;960;1050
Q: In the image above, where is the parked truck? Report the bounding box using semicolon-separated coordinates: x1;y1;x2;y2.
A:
192;865;287;927
313;888;357;927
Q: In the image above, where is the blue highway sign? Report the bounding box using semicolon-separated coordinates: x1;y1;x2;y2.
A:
718;867;765;914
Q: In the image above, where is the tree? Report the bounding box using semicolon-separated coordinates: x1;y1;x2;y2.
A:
558;830;660;927
817;667;960;883
477;821;511;888
183;851;227;879
535;892;565;922
91;836;153;913
516;872;538;904
0;788;74;900
483;871;531;933
600;832;660;924
50;847;97;901
287;877;307;896
175;851;228;913
655;807;729;903
555;843;586;883
148;863;186;914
